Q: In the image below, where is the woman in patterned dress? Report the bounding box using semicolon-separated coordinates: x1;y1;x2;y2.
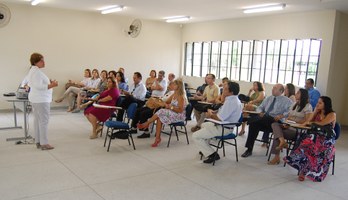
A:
137;79;187;147
284;96;336;182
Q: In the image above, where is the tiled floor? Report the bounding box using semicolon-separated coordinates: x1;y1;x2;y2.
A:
0;109;347;200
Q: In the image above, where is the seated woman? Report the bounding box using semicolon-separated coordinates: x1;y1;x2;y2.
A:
239;81;265;135
145;70;157;91
268;89;312;165
116;71;129;92
284;96;336;182
55;68;92;112
285;83;296;102
84;77;120;139
137;79;187;147
72;69;101;113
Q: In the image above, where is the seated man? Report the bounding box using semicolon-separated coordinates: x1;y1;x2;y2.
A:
150;70;167;98
305;78;320;110
191;73;220;132
192;81;243;164
241;84;293;158
116;72;147;121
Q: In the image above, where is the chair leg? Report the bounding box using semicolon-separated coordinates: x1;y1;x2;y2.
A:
104;127;110;147
175;127;179;141
129;134;136;150
332;154;335;175
222;140;226;157
234;139;239;162
107;133;113;152
184;126;189;145
267;139;273;161
167;129;173;148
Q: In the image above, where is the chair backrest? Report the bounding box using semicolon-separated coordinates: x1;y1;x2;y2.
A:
116;96;125;107
126;103;138;120
334;122;341;140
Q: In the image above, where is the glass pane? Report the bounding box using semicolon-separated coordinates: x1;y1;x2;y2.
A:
185;43;192;76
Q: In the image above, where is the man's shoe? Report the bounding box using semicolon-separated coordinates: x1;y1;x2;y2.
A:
203;152;220;164
191;126;201;132
241;150;252;158
128;128;137;134
137;133;150;138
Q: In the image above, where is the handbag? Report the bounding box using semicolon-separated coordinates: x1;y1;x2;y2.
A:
146;97;166;110
309;123;336;139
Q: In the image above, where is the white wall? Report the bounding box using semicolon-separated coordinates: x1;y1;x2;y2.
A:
0;3;182;109
327;12;348;125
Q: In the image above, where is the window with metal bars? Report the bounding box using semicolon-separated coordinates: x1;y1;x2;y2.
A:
184;39;321;86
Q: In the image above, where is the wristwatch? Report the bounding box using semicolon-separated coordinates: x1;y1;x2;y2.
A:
170;106;174;110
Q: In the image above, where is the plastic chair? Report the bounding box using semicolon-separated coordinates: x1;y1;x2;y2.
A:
332;122;341;175
207;114;243;165
104;103;137;152
161;104;192;147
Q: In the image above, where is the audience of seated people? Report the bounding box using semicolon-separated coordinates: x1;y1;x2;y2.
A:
305;78;321;109
55;68;93;112
56;68;337;183
192;81;243;164
268;88;312;165
137;79;188;147
79;70;108;110
241;84;293;158
285;96;336;182
71;69;101;113
191;74;220;132
83;77;120;139
239;81;266;136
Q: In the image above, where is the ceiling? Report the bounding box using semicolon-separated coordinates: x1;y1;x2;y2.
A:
3;0;348;23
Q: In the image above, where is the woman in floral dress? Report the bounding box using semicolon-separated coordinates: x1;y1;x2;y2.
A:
138;79;187;147
284;96;336;182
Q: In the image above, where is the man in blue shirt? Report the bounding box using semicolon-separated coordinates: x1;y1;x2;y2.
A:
305;78;320;109
242;84;293;158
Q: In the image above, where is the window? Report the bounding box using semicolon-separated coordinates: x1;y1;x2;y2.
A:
184;39;321;86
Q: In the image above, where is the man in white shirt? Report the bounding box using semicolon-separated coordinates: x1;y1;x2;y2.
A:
192;81;243;164
116;72;147;121
150;70;167;97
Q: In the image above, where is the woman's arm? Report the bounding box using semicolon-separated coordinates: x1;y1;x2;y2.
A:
315;112;336;126
166;96;184;113
97;95;112;103
253;91;265;104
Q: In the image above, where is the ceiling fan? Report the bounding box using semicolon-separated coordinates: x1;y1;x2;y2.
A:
127;19;142;38
0;3;11;28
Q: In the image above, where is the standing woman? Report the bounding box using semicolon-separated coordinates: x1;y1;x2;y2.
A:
137;79;187;147
27;53;58;150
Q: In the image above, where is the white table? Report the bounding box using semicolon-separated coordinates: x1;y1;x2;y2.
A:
1;98;33;143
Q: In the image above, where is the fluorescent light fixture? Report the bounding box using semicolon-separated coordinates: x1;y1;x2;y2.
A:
100;5;124;14
165;16;191;23
31;0;42;6
243;3;286;14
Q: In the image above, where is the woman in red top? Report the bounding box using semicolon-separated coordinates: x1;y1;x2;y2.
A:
84;77;119;139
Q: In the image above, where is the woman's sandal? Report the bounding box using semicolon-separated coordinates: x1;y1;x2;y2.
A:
137;122;149;130
298;174;305;181
41;144;54;150
151;138;161;147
